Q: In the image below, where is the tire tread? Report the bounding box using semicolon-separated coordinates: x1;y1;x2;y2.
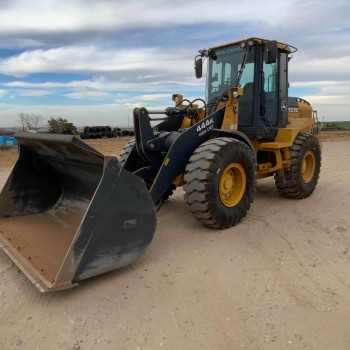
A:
275;133;321;199
184;137;256;229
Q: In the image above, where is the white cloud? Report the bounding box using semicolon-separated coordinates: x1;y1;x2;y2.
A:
19;89;55;97
0;0;348;51
3;81;64;88
291;56;350;82
0;0;292;36
0;46;192;77
114;93;175;107
294;78;350;120
0;0;349;124
129;94;173;102
303;95;346;104
65;91;111;100
3;76;203;91
290;81;339;88
291;80;350;99
2;78;205;104
0;93;206;127
0;102;151;127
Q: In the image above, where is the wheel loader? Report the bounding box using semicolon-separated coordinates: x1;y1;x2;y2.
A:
0;37;321;292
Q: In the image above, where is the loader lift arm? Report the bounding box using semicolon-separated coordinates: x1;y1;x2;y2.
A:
124;106;255;206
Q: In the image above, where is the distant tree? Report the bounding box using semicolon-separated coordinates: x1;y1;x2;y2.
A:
18;113;27;131
47;117;78;135
18;113;44;131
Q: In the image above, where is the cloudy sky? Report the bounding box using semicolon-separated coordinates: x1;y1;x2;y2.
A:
0;0;348;127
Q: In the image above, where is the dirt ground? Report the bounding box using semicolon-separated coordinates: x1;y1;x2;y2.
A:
0;132;350;350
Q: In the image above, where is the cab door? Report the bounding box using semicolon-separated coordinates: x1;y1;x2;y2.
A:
261;51;288;128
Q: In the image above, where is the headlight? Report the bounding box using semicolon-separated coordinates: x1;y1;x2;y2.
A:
232;91;239;98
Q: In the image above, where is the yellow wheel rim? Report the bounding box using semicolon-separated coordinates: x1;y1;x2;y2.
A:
219;163;246;207
301;151;316;183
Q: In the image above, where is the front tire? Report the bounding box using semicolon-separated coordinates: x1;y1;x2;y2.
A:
184;138;256;229
119;139;135;166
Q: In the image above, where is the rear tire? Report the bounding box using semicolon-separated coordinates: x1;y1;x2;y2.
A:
184;137;256;229
275;133;321;198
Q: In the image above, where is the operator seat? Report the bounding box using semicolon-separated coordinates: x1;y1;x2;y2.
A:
238;82;254;127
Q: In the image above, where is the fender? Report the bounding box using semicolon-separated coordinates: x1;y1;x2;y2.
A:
212;129;256;158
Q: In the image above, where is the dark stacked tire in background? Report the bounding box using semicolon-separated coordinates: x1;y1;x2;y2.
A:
112;127;121;137
112;128;134;137
80;126;134;139
80;126;112;139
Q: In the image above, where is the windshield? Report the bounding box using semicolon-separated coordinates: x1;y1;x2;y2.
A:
206;44;255;103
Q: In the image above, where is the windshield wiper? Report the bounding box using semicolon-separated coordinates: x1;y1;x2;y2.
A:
220;45;251;99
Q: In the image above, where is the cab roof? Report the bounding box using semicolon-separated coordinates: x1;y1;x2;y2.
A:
210;37;297;54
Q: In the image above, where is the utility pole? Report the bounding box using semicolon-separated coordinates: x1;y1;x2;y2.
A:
321;115;324;131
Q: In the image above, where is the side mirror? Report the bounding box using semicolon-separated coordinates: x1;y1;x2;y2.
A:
194;57;203;78
264;40;277;64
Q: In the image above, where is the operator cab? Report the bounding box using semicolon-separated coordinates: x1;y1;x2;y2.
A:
195;38;296;140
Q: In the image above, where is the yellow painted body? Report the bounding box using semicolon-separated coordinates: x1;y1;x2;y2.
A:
219;162;246;206
172;91;318;185
221;87;242;131
253;116;314;178
170;38;319;185
288;98;313;119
